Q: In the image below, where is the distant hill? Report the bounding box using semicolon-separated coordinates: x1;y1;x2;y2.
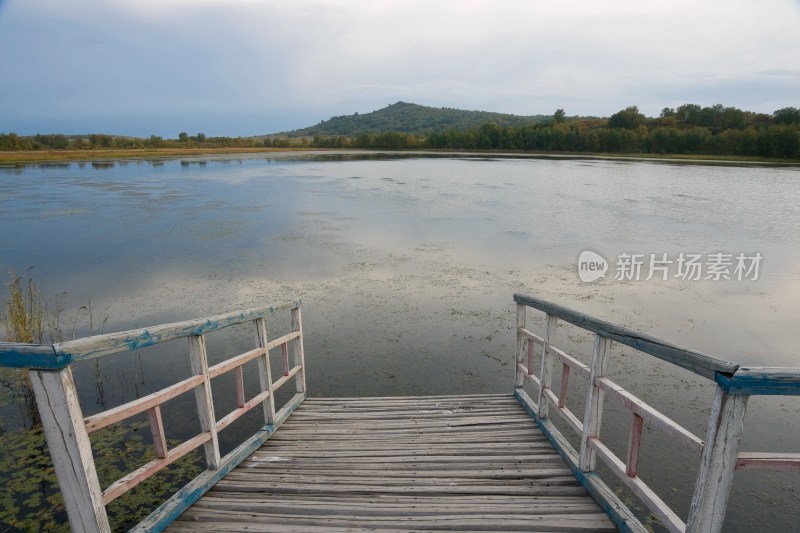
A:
282;102;552;137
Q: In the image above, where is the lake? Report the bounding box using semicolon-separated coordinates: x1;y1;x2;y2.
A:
1;152;799;531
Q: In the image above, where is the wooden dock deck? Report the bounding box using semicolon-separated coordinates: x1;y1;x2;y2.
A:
164;394;617;532
4;295;799;532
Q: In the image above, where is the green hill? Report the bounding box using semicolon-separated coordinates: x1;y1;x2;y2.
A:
284;101;552;137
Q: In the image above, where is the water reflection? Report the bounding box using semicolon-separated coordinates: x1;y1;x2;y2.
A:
0;155;798;531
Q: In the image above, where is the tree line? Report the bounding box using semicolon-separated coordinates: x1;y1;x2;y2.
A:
313;105;800;159
0;132;293;151
2;104;798;159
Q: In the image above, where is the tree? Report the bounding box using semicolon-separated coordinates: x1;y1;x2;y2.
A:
675;104;702;125
178;132;189;143
608;106;646;129
773;107;800;125
196;132;206;143
553;109;566;123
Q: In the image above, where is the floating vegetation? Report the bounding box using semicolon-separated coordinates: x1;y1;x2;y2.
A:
0;422;202;532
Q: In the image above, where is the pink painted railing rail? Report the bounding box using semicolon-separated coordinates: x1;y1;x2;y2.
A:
513;293;800;533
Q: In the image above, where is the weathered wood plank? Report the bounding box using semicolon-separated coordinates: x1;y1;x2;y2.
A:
558;363;571;407
0;342;69;370
686;386;748;533
165;395;616;533
191;497;604;515
626;413;644;477
188;334;221;469
736;452;800;470
579;334;610;472
514;293;738;380
272;364;302;392
543;388;584;435
549;344;591;378
214;388;272;433
130;392;305;533
148;405;168;459
54;300;302;361
537;314;558;419
716;366;800;395
102;432;211;504
29;368;111;532
207;347;265;379
290;306;307;394
169;513;617;532
84;373;205;433
517;363;543;390
596;376;704;453
253;318;276;426
514;388;649;533
589;439;685;533
515;303;527;388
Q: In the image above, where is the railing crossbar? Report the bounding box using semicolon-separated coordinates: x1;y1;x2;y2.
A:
2;300;306;533
513;293;800;533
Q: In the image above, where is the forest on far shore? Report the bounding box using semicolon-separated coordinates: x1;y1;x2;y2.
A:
1;103;799;160
313;104;800;159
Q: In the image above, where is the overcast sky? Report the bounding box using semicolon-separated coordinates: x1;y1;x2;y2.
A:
1;0;798;137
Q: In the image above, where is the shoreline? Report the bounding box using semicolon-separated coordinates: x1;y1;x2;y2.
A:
1;147;798;166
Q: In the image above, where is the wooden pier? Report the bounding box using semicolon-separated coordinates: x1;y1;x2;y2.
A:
1;294;799;533
165;395;616;532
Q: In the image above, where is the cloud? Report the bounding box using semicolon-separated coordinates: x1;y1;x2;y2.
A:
1;0;798;135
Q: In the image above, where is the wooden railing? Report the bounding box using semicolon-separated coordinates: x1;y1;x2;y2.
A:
0;300;306;533
513;293;800;533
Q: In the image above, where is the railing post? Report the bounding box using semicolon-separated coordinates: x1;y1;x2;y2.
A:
536;314;558;419
187;334;221;468
579;334;610;472
253;318;276;425
29;367;111;533
515;303;526;390
686;385;748;533
290;306;307;394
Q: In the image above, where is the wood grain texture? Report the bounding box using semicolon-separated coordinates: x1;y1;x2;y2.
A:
188;334;221;469
54;300;302;361
290;307;307;394
102;433;212;504
148;406;168;459
0;342;68;369
686;386;748;533
735;452;800;470
84;374;205;433
30;368;111;532
253;318;277;426
596;376;704;453
164;395;616;532
579;334;610;472
536;314;558;419
515;303;527;388
590;439;685;533
716;366;800;395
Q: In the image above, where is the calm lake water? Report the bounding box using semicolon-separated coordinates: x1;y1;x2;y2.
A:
1;153;799;531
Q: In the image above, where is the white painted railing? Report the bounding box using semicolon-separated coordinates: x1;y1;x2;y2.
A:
513;293;800;533
0;300;306;533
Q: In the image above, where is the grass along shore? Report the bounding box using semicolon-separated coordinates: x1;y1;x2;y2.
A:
0;147;798;166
